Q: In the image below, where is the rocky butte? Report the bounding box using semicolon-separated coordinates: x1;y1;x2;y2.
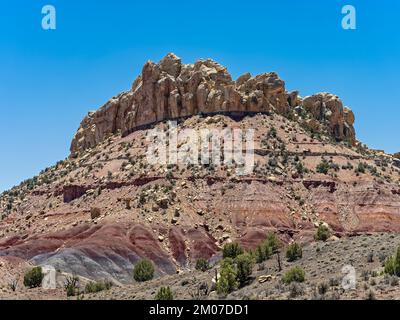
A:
70;53;356;157
0;54;399;296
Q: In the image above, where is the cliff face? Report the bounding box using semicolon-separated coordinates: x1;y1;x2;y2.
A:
6;54;393;287
70;53;356;156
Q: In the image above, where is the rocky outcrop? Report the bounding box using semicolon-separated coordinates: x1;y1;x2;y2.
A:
303;180;337;193
63;185;87;203
393;158;400;169
70;54;356;156
302;93;355;143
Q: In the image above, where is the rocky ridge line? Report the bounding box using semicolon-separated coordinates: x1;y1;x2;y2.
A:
70;53;356;156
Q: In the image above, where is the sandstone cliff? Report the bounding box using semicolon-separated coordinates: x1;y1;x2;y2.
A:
70;53;356;156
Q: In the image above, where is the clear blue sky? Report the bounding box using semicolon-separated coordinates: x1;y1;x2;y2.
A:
1;0;399;192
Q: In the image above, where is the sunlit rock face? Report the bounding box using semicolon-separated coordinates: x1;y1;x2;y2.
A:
70;53;356;156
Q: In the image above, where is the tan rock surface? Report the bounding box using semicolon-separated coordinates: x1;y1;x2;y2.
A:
70;54;356;156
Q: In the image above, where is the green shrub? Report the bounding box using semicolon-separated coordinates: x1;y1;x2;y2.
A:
23;266;44;288
64;275;80;297
235;253;254;286
355;162;366;174
216;258;238;295
283;266;306;284
315;224;331;241
133;259;154;282
394;247;400;276
265;232;280;253
254;233;279;263
222;243;243;259
195;258;210;272
384;247;400;276
296;162;308;175
268;127;277;138
316;160;330;174
286;243;303;262
384;256;395;275
155;286;174;300
85;280;113;293
255;245;267;263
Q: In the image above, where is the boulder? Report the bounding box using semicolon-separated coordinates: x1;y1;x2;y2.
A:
258;275;273;283
41;265;57;289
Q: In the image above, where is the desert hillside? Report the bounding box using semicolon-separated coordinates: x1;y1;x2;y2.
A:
0;54;399;299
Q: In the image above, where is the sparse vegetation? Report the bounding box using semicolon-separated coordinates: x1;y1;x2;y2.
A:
355;162;366;174
316;159;330;174
23;267;44;288
222;243;244;259
64;275;80;297
253;232;281;263
286;242;303;262
295;161;308;175
315;224;331;241
216;258;238;295
342;162;354;170
282;266;306;284
268;127;277;138
255;244;271;263
384;246;400;276
254;232;281;263
133;259;155;282
289;282;305;298
265;232;280;253
195;258;210;272
155;286;174;300
317;282;329;295
235;253;254;287
85;280;113;293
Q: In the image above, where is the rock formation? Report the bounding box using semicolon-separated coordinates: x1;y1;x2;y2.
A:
302;93;356;142
6;54;398;292
70;53;356;156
